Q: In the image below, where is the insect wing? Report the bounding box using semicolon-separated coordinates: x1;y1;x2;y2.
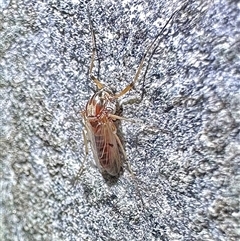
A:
99;120;123;176
83;115;102;170
84;115;123;176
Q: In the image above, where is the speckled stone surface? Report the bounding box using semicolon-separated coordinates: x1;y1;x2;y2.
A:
1;0;239;240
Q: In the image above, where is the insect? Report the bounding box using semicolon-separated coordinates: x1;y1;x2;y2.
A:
81;7;186;177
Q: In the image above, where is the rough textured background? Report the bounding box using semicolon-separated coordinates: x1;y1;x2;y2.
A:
1;0;240;240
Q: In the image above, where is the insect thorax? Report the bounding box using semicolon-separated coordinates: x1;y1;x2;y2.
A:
86;88;117;118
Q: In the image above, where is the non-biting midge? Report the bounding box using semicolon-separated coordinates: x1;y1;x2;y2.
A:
81;7;185;177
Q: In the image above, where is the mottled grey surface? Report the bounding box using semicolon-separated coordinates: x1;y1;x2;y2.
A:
1;0;240;240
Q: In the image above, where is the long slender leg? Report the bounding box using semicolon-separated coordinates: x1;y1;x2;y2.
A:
72;129;89;186
114;5;187;99
88;14;105;90
108;114;137;122
113;132;144;205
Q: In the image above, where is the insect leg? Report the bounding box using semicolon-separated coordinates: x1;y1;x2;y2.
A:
114;131;144;206
113;131;127;160
88;14;105;90
114;5;187;99
108;114;138;123
72;129;88;186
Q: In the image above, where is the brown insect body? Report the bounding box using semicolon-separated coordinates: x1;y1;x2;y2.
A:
85;88;116;118
83;88;123;176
